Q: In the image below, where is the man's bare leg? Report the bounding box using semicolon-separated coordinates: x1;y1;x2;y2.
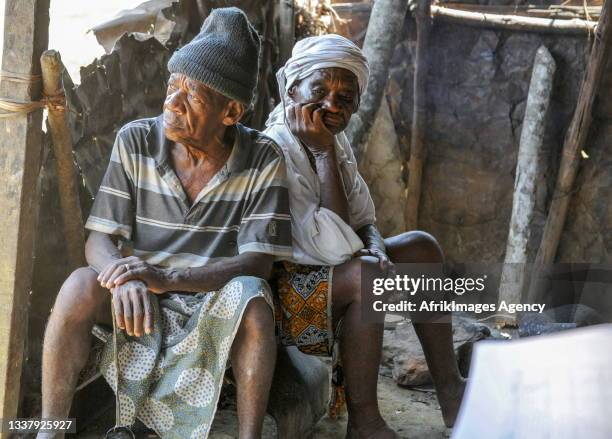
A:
333;256;398;439
37;267;111;439
385;231;466;427
230;297;277;439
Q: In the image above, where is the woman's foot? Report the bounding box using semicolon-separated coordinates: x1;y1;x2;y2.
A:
437;376;467;427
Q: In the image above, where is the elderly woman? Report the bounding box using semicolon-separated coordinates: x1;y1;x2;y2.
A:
264;35;465;438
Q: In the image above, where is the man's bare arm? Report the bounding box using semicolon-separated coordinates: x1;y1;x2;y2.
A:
85;231;154;336
356;224;385;253
356;224;394;274
85;230;122;272
286;103;350;222
315;153;350;223
169;252;274;292
113;252;275;294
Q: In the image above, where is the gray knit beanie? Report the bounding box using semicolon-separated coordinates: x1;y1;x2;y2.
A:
167;7;260;105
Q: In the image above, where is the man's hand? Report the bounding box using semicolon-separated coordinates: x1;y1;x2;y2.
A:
98;256;172;294
286;103;335;156
111;280;153;337
112;260;174;294
98;256;147;289
355;247;396;276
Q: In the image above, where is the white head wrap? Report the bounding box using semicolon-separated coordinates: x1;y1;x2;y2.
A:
266;34;369;127
278;34;369;95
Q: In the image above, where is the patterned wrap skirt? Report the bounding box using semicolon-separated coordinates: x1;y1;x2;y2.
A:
270;261;345;417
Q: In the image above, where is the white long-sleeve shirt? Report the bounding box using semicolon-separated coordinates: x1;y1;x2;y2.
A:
264;118;376;266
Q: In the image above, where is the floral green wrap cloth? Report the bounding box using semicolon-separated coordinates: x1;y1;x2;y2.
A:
99;276;273;439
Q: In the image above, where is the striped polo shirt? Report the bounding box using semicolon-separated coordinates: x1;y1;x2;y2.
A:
85;115;292;268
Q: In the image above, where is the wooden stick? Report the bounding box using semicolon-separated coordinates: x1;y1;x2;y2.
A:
497;46;556;325
40;50;86;269
251;2;276;130
404;0;431;231
526;0;611;303
345;0;410;162
431;5;598;35
439;2;601;19
278;0;295;65
0;0;49;427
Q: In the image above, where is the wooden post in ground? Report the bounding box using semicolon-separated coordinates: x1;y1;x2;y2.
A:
404;0;432;231
40;50;86;269
497;46;556;326
251;3;277;130
345;0;411;162
0;0;49;425
279;0;295;65
526;0;612;304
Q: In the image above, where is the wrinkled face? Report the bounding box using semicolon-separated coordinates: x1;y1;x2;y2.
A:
288;67;359;134
163;73;244;148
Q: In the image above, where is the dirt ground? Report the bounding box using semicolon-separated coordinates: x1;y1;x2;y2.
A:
307;376;449;439
210;375;449;439
79;374;449;438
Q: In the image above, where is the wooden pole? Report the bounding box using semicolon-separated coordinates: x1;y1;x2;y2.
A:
497;46;556;325
438;3;601;21
345;0;410;162
527;0;611;303
404;0;432;231
251;3;277;130
279;0;295;65
431;5;598;35
40;50;86;269
0;0;49;425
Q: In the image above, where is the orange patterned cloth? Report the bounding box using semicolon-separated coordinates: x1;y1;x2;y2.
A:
271;261;334;356
271;261;346;417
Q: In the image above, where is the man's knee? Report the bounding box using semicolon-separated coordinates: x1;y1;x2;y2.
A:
240;297;274;336
52;267;106;324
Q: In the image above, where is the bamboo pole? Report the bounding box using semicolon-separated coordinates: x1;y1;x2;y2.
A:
497;46;556;326
431;5;598;35
40;50;86;269
404;0;431;231
526;0;611;304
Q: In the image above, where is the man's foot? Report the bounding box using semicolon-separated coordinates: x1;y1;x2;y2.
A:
437;377;467;428
345;418;401;439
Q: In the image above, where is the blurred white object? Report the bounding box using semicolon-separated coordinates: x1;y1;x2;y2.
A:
453;324;612;439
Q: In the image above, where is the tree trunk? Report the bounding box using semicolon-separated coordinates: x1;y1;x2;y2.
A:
345;0;410;162
497;46;556;325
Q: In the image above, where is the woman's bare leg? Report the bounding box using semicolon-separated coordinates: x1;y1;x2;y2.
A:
332;255;399;439
385;231;466;427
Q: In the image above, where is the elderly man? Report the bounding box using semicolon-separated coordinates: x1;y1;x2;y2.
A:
264;35;466;438
39;8;291;439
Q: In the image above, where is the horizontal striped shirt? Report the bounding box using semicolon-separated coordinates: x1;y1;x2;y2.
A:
85;115;292;268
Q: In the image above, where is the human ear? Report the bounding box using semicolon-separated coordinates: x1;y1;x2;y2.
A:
222;100;246;126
